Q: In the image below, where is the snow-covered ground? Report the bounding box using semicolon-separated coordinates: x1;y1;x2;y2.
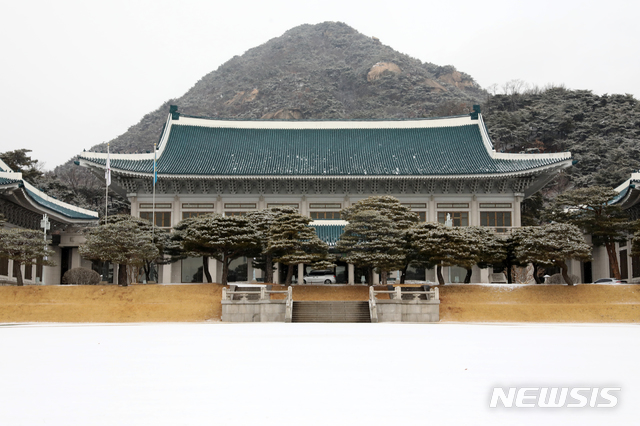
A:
1;322;638;425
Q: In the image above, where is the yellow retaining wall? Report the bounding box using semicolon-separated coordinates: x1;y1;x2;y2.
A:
0;284;638;323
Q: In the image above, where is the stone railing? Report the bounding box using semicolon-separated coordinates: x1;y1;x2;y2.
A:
222;285;292;322
369;285;440;322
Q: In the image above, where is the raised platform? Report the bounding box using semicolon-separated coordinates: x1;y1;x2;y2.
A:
0;284;638;323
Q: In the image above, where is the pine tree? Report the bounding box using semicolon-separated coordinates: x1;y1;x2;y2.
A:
409;222;471;285
512;223;591;285
102;214;171;283
172;214;261;285
545;186;630;279
340;195;418;283
245;207;297;284
337;210;405;285
267;210;331;285
0;228;55;286
80;220;158;286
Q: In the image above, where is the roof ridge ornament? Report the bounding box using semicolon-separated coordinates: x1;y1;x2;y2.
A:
470;105;481;120
170;105;179;120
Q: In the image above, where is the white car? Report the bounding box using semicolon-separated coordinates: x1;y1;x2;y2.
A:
303;270;336;284
592;278;627;284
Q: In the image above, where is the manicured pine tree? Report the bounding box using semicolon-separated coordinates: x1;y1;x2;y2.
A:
173;214;261;286
245;207;297;284
512;223;591;285
545;186;630;280
80;220;159;286
267;210;332;285
101;214;171;283
409;222;471;285
340;195;418;283
0;228;55;286
336;210;405;285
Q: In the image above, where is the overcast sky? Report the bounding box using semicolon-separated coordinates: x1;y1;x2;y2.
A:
2;0;638;171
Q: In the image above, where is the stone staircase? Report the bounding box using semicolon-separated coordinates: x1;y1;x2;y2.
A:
291;301;371;323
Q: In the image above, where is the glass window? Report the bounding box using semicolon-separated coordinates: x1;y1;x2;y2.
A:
225;211;248;217
479;203;512;208
139;203;171;209
182;257;203;283
401;203;427;209
416;211;426;222
24;262;33;280
182;203;214;209
309;203;341;209
36;258;43;282
140;211;172;227
224;203;256;209
481;212;512;229
310;211;341;220
0;257;8;276
437;203;469;209
437;211;468;226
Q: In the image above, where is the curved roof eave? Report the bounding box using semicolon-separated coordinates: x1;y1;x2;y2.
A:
88;159;572;182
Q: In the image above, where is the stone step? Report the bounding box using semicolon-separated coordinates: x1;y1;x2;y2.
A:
292;301;371;323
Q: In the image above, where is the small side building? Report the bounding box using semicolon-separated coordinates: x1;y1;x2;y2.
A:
0;159;99;285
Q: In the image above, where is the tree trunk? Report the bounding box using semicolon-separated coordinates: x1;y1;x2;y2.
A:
367;267;374;286
221;255;230;286
118;264;128;286
265;253;273;284
400;264;408;284
559;261;573;286
202;256;212;283
285;264;294;285
436;265;445;285
506;265;513;284
464;268;473;284
605;241;621;280
15;261;24;286
143;262;151;282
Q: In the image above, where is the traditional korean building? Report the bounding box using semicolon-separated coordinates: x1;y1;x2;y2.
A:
586;172;640;283
0;159;99;285
78;106;572;284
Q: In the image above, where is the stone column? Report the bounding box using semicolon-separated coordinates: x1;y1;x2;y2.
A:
129;195;138;217
298;263;304;284
373;272;380;285
208;257;218;284
470;194;479;226
428;194;436;222
173;195;180;227
514;193;523;228
348;263;355;285
273;262;280;284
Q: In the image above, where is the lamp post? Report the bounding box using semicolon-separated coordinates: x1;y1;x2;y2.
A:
40;214;50;285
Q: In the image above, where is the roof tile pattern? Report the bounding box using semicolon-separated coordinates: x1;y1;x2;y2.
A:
82;125;566;177
24;188;97;220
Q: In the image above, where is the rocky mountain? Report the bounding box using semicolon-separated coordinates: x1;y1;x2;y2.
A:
82;21;486;156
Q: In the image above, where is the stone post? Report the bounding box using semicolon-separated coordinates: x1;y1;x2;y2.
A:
348;263;355;285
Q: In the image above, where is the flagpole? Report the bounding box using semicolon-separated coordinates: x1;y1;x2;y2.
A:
105;143;111;222
152;143;157;242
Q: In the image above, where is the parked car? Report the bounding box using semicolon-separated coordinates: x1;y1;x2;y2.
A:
303;270;336;284
592;278;627;284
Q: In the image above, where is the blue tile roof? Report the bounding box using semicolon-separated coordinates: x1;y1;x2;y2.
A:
24;188;97;220
311;223;345;246
0;177;21;185
79;120;569;177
